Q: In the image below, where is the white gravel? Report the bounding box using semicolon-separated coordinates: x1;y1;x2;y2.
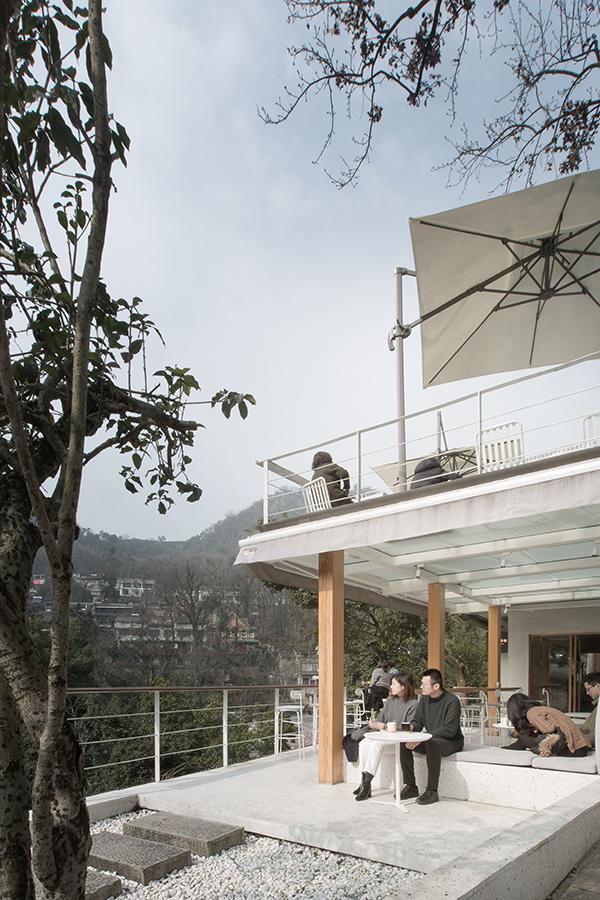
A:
91;811;423;898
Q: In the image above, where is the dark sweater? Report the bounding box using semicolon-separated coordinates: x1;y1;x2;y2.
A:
412;691;464;747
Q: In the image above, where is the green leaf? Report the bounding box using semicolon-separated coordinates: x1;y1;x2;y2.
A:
78;81;94;119
100;32;113;69
132;452;142;469
17;111;41;143
47;107;86;169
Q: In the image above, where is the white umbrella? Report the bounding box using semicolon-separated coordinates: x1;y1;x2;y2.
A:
407;170;600;386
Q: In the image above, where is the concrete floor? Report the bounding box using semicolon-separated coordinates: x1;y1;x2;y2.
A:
129;750;532;874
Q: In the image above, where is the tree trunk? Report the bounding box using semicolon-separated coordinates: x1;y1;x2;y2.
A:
0;674;34;900
0;484;90;899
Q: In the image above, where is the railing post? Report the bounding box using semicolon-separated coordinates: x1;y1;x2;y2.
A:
153;690;160;783
477;390;483;473
222;689;228;768
263;460;269;524
356;431;362;502
274;688;280;756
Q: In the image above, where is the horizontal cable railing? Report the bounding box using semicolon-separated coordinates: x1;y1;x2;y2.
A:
258;353;600;523
66;684;320;794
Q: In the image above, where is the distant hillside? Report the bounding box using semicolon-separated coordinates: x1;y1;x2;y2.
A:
33;500;263;576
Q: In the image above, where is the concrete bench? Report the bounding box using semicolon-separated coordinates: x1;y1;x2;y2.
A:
346;710;598;811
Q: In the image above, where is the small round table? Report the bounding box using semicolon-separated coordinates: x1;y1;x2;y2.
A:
363;730;432;811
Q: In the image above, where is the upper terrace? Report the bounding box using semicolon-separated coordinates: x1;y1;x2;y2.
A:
241;353;600;618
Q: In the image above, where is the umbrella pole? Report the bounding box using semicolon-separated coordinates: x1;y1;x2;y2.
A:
395;267;408;490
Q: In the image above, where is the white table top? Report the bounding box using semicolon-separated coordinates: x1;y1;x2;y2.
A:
364;730;432;744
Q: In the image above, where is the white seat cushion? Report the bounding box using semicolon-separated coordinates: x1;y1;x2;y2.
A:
531;753;597;775
454;747;534;766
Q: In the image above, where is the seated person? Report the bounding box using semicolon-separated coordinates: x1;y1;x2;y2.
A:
581;672;599;748
354;672;418;801
368;659;391;713
311;451;352;506
409;457;455;490
503;693;591;757
399;668;464;806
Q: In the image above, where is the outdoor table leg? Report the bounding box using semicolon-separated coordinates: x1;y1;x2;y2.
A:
395;743;408;813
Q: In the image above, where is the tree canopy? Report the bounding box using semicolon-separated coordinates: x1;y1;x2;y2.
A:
263;0;600;187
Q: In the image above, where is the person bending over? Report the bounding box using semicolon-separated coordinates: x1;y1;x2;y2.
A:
581;672;599;748
399;668;464;806
354;672;418;801
503;693;591;757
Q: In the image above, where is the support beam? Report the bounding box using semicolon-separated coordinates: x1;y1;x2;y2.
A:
427;583;445;677
487;605;502;725
318;550;344;784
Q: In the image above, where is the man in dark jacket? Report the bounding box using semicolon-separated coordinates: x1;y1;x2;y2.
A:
399;668;464;805
311;451;352;506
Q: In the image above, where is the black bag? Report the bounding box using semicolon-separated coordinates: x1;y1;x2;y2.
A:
342;725;371;762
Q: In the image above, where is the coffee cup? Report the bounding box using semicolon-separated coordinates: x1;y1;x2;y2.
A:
401;722;411;732
387;721;397;732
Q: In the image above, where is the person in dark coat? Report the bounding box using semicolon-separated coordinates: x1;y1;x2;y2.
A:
311;451;352;506
410;457;453;490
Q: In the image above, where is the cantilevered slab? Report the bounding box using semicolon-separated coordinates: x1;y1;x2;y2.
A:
123;812;244;856
237;453;600;615
90;832;191;885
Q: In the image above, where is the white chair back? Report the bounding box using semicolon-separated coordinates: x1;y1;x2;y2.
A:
302;477;331;513
476;422;524;472
583;413;600;447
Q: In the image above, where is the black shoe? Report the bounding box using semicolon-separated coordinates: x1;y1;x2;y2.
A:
352;785;360;795
355;782;372;801
400;784;419;800
417;789;439;805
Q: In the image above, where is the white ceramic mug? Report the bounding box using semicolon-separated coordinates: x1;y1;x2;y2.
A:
387;721;397;732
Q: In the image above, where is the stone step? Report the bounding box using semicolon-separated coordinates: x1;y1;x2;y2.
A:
90;831;191;886
85;870;122;900
34;869;122;900
123;812;245;857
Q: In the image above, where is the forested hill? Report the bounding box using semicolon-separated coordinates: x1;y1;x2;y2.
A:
33;500;263;576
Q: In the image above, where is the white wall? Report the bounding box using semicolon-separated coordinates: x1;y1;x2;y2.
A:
502;605;600;696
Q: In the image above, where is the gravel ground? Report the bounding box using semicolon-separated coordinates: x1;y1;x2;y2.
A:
91;811;423;899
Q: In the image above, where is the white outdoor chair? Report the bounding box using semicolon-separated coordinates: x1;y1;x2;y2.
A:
277;689;305;756
583;413;600;448
302;477;331;513
476;422;524;472
344;688;365;730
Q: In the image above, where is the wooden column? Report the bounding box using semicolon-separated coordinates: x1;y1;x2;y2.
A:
487;604;502;723
318;550;344;784
427;582;445;677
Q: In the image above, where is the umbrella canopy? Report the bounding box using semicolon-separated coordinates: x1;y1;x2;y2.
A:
409;170;600;386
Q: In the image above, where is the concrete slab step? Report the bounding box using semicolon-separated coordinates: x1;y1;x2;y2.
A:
85;870;122;900
34;869;122;900
123;812;245;857
90;831;191;886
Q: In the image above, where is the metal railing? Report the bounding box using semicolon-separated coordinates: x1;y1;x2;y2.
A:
67;684;320;792
259;353;600;523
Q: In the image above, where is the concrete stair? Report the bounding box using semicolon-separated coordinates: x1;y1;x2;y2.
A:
123;812;245;857
90;831;191;886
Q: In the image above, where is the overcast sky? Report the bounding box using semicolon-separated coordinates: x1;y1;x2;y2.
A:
76;1;599;540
